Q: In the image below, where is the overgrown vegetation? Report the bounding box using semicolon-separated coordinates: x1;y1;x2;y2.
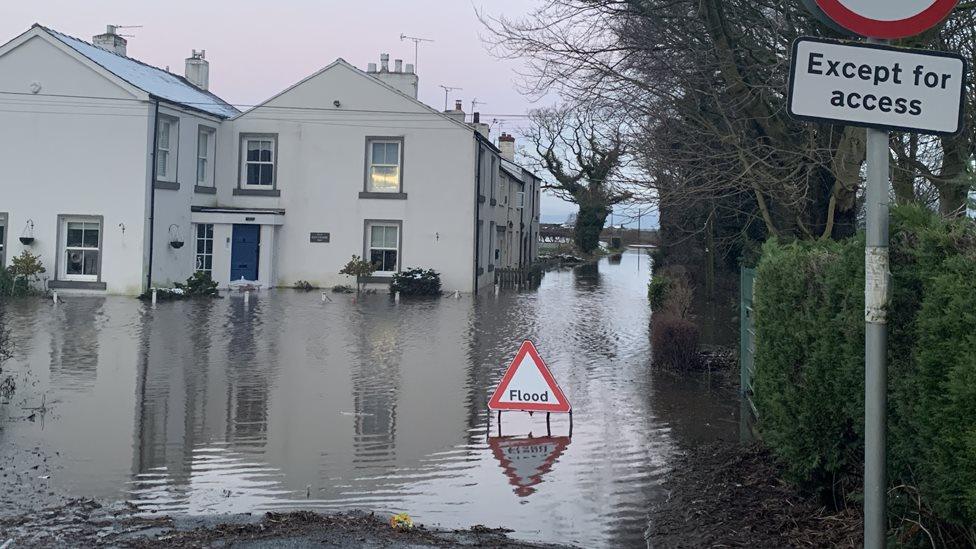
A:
0;314;13;401
390;268;442;297
0;250;47;297
339;255;376;294
293;280;314;291
753;206;976;545
649;265;700;369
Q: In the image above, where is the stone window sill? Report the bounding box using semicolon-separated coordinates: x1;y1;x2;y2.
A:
234;188;281;197
359;192;407;200
49;280;107;291
194;185;216;195
154;181;180;190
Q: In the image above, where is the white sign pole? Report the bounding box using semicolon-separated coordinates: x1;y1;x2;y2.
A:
864;101;890;549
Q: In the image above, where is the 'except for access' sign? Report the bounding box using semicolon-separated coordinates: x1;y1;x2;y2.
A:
788;37;967;136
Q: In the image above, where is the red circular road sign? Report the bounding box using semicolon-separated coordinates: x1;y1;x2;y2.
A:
815;0;959;39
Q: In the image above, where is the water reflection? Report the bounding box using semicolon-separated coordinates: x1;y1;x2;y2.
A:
0;250;738;548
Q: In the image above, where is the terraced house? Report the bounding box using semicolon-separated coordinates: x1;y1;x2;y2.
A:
0;24;540;295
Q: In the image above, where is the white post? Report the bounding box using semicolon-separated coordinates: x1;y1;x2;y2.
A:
52;291;58;305
244;290;250;305
395;291;401;304
151;289;157;306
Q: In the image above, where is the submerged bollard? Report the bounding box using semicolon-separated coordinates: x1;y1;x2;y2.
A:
151;289;157;306
395;291;400;304
453;290;461;299
52;291;58;305
244;290;250;304
494;284;499;297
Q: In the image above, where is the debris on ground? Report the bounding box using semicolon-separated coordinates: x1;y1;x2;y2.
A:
647;442;862;548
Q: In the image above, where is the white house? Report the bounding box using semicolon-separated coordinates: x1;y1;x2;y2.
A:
0;25;540;295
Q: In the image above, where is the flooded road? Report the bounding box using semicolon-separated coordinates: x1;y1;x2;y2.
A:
0;250;738;548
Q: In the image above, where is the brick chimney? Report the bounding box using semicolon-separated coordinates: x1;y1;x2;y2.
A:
92;25;127;56
185;50;209;90
498;132;516;162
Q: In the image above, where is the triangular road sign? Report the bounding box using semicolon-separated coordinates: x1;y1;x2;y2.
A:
489;341;571;413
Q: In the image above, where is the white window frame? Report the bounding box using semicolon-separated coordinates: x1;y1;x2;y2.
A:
365;221;400;275
196;126;216;186
516;191;525;209
240;134;277;189
365;138;403;193
156;115;178;182
59;216;102;282
194;223;214;274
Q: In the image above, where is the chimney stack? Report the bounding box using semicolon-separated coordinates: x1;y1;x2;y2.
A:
184;49;209;90
367;53;419;99
444;100;465;123
92;25;127;56
471;112;490;139
498;133;516;162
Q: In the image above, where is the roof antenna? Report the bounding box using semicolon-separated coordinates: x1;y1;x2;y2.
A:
438;85;462;111
471;98;487;114
111;24;143;38
399;34;433;73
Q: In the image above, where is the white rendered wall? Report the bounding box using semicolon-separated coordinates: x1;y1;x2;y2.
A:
217;62;478;292
0;35;150;294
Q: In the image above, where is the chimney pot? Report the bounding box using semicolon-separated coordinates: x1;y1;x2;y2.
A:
367;62;377;73
473;112;480;123
394;59;403;73
185;49;210;90
380;53;390;72
454;99;462;111
405;63;415;74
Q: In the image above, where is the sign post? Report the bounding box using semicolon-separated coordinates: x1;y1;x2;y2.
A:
795;3;962;547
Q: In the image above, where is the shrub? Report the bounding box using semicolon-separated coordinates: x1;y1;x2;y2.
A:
1;250;46;297
331;285;355;294
651;314;700;369
649;265;694;319
293;280;314;291
390;268;442;296
339;255;375;293
752;205;976;539
176;271;219;297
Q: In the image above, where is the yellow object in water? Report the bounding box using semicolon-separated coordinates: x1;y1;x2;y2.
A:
389;512;414;530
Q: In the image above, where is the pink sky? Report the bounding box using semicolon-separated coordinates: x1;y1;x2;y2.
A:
1;0;584;220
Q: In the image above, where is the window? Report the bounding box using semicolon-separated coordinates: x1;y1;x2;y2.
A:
366;139;402;192
61;218;101;281
367;223;399;274
490;157;497;200
195;224;214;274
156;116;178;181
516;191;525;209
196;127;215;186
241;135;276;188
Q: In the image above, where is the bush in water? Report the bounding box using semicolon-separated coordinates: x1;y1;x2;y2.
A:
753;205;976;542
390;268;442;296
650;314;700;370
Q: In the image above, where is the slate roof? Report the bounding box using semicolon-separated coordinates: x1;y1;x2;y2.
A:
39;25;239;118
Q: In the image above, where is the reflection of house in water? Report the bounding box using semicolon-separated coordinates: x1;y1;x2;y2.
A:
48;297;104;389
132;298;274;483
348;312;402;468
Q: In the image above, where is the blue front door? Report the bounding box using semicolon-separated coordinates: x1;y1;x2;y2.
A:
230;224;260;281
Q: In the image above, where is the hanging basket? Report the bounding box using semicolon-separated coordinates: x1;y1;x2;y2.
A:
167;224;184;249
20;219;35;245
19;236;34;245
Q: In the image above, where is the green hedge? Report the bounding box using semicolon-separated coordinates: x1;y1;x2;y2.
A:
753;205;976;535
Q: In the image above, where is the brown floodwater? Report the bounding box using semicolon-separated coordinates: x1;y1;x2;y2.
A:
0;250;738;548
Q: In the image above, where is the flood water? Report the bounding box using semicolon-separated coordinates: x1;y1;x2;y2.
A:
0;250;738;548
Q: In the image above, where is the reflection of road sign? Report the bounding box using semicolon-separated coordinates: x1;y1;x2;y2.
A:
815;0;959;39
489;341;571;413
788;37;966;135
489;436;571;497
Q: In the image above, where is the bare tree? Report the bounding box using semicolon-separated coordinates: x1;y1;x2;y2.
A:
526;104;633;253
